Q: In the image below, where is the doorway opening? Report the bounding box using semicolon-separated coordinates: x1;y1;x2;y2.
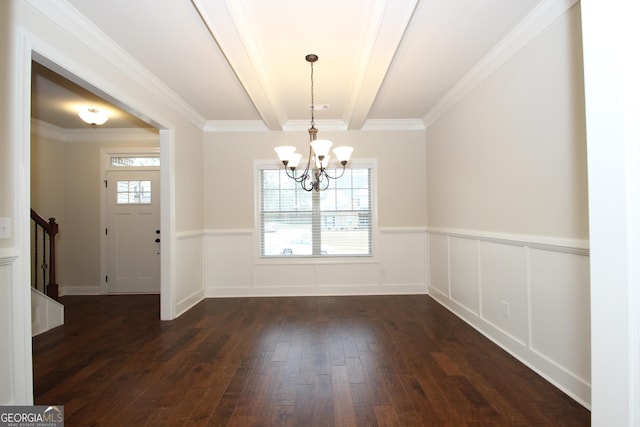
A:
30;56;169;316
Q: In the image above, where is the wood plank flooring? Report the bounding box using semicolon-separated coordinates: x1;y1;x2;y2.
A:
33;295;590;426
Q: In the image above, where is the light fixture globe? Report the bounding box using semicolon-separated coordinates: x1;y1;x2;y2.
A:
309;139;333;158
274;146;296;163
333;146;353;164
79;107;109;126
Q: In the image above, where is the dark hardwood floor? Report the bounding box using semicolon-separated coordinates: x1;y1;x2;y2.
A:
33;294;590;426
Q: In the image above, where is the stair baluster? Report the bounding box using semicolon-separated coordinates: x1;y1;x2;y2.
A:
30;209;59;300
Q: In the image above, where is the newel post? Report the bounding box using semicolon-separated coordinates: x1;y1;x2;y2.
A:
47;217;59;300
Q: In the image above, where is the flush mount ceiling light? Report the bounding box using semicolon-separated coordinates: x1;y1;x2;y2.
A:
274;54;353;192
78;107;109;126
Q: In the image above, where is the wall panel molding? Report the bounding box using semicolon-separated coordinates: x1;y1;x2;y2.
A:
205;228;427;297
427;227;589;255
427;229;591;408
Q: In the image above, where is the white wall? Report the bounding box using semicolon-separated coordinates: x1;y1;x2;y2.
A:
425;3;590;407
581;0;640;425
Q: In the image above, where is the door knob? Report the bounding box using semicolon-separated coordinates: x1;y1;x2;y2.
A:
155;238;160;243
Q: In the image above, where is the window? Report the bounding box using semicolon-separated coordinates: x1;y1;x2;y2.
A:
260;167;372;257
116;180;152;204
111;156;160;167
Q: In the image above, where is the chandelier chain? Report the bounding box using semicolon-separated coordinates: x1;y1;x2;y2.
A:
310;61;315;127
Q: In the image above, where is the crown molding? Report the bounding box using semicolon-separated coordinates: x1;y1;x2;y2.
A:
31;119;159;142
202;118;426;133
31;119;66;140
203;120;269;133
25;0;206;130
422;0;579;129
361;119;425;131
283;120;348;132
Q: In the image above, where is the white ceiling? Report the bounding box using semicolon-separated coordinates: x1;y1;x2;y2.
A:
31;0;544;130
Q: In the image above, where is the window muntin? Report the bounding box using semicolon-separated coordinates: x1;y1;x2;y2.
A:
116;180;152;204
260;167;372;257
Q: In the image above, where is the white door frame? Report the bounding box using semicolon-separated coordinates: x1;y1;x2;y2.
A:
100;148;161;295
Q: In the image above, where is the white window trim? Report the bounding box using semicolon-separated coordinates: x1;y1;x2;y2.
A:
253;158;379;265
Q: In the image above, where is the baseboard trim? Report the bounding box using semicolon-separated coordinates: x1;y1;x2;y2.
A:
206;284;427;298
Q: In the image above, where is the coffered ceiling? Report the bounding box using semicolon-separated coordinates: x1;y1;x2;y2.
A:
31;0;549;130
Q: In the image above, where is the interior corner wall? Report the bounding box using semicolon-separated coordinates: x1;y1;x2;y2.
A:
426;4;591;407
202;129;428;297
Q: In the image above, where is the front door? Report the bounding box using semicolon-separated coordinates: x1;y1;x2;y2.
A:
106;170;160;293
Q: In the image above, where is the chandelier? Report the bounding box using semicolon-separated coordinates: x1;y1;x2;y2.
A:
275;54;353;192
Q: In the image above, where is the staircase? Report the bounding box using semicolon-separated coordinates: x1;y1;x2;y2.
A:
31;208;64;336
31;288;63;336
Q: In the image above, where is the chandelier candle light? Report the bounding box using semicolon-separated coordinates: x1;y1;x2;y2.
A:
275;54;353;192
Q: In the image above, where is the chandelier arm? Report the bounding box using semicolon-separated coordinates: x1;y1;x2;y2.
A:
318;172;331;191
284;167;301;181
301;174;315;192
320;164;347;180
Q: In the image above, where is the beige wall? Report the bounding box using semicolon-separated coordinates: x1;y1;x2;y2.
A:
426;4;588;240
31;130;66;220
0;1;14;249
203;129;427;229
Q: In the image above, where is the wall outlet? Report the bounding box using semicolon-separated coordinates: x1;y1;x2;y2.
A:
501;301;510;317
0;217;10;239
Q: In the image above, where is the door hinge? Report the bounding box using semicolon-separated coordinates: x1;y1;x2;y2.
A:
105;228;108;235
105;275;108;283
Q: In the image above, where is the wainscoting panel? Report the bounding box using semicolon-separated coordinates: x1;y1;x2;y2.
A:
379;230;427;287
479;241;528;345
253;264;316;289
175;232;205;317
449;236;480;315
427;233;449;296
205;228;427;297
529;249;591;382
206;230;252;293
316;262;380;287
0;256;15;404
427;229;591;408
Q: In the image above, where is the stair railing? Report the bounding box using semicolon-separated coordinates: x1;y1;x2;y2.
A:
30;208;59;300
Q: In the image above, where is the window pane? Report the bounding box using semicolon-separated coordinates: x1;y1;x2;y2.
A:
260;166;372;257
116;180;152;205
335;169;352;189
262;170;280;190
111;156;159;167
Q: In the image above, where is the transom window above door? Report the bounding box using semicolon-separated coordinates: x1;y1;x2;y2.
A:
111;156;160;167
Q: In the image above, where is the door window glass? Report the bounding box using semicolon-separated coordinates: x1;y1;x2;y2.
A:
116;180;152;204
